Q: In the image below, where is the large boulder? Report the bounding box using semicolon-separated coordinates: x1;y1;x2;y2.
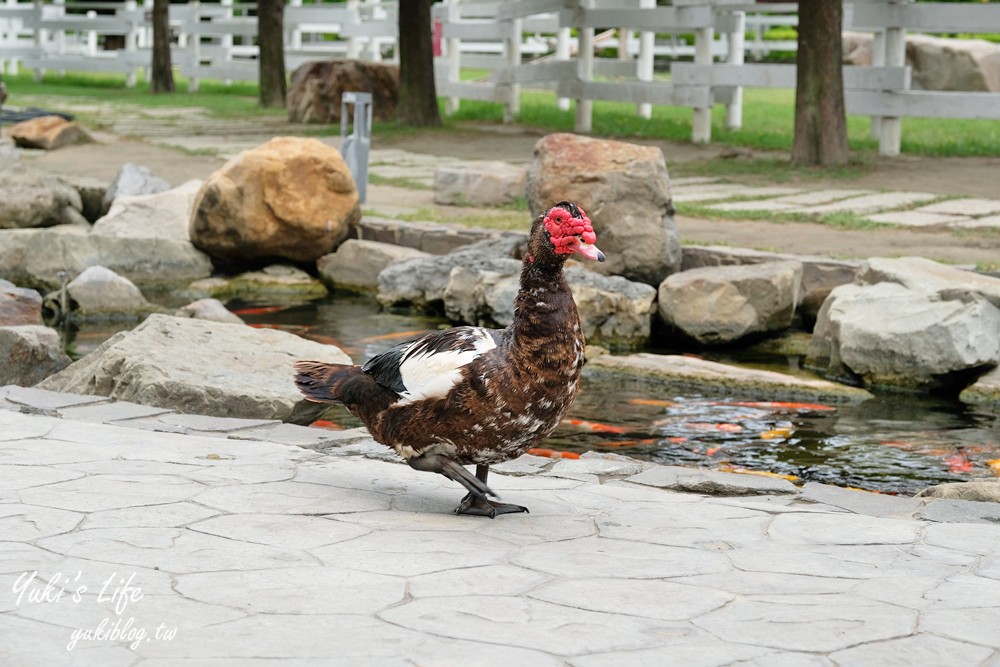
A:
0;325;71;386
287;60;399;124
843;32;1000;92
434;162;527;207
0;227;213;291
682;245;860;327
0;279;42;325
317;239;430;293
658;261;803;345
43;265;159;323
807;258;1000;389
38;314;352;423
92;180;202;242
9;115;93;150
907;34;1000;92
0;162;88;229
100;163;173;216
190;137;361;263
525;133;681;285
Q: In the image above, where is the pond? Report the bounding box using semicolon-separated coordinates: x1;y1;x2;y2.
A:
62;292;1000;496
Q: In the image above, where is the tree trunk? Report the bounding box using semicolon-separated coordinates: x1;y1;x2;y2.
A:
791;0;849;166
150;0;174;93
397;0;441;127
258;0;286;108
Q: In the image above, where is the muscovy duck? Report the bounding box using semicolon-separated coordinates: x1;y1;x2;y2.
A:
294;202;605;517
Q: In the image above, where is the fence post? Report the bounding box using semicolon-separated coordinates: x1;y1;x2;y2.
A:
345;0;360;58
53;0;64;76
289;0;302;51
189;0;200;92
575;1;594;133
870;30;885;139
725;10;744;130
556;25;570;111
86;10;97;57
636;0;654;119
32;0;45;82
879;23;905;156
503;15;521;122
445;0;461;115
123;0;138;87
691;24;713;143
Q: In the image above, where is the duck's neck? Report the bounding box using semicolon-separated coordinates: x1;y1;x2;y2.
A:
510;260;582;356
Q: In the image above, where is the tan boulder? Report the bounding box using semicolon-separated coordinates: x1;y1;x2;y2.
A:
526;133;681;286
10;115;93;150
190;137;361;263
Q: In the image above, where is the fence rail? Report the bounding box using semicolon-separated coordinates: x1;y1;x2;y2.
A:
2;0;999;156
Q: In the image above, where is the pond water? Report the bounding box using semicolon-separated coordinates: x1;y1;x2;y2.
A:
63;292;1000;496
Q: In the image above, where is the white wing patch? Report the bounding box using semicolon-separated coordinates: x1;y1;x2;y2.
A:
397;329;497;404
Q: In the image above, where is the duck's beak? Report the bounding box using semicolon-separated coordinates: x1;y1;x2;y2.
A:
569;237;606;262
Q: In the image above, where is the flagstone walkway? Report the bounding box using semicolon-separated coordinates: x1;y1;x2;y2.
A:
2;385;999;666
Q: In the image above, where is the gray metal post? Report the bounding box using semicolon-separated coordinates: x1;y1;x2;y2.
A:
340;91;372;204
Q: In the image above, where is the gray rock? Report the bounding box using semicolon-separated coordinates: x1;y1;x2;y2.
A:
91;180;202;242
38;314;352;423
566;267;656;349
801;482;925;518
807;281;1000;389
960;365;1000;408
317;239;430;293
917;481;1000;504
682;245;860;325
45;265;158;322
186;265;328;301
0;162;85;229
430;250;655;348
377;237;523;310
526;133;681;285
0;227;213;291
587;353;873;403
859;256;1000;309
628;465;799;496
659;260;803;345
58;174;107;223
0;279;42;325
0;325;71;386
101;162;171;215
174;298;243;324
434;162;527;207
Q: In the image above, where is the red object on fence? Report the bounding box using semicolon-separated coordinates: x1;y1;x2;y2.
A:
432;17;443;57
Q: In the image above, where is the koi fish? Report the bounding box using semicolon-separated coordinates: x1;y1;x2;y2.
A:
561;418;629;435
231;305;287;316
527;448;581;459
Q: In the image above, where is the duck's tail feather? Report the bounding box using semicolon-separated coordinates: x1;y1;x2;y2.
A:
293;361;360;403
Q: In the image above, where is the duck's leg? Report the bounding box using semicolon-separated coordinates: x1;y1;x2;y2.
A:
454;465;529;519
407;452;497;502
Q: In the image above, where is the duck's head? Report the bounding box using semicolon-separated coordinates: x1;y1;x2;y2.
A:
527;201;605;265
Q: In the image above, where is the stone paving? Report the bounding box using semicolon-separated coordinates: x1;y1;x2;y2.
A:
2;384;1000;666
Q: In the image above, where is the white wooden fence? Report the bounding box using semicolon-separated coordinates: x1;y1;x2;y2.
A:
2;0;999;156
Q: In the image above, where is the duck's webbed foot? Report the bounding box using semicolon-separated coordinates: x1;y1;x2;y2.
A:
455;493;530;519
454;464;529;519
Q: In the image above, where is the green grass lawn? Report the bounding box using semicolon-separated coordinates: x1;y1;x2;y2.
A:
5;70;1000;158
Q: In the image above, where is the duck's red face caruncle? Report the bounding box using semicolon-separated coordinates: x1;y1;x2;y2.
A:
543;204;606;262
